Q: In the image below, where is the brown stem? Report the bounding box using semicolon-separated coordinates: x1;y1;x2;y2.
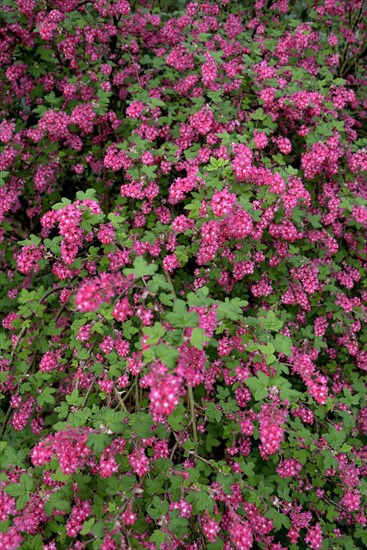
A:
134;376;140;412
82;376;97;407
0;405;12;438
164;271;177;299
114;386;129;413
188;386;198;446
340;42;367;79
9;326;27;370
54;302;67;323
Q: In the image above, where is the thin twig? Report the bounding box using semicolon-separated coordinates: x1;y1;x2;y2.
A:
40;284;66;303
164;271;177;299
114;386;129;413
0;405;12;438
188;386;198;446
134;376;140;412
54;302;67;323
121;383;135;404
82;375;97;408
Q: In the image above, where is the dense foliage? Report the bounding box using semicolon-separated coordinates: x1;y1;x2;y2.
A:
1;0;367;548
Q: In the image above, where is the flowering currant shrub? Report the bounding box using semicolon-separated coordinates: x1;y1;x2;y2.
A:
1;0;367;548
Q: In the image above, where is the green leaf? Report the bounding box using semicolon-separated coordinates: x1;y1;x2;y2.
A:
4;483;21;497
16;494;31;510
326;506;338;522
160;292;174;306
95;89;112;115
154;459;173;474
20;474;35;492
76;188;97;201
86;433;111;456
207;542;224;550
307;214;322;228
148;274;172;293
216;297;248;321
21;534;43;550
52;197;72;210
5;475;35;511
80;518;95;535
166;300;198;328
169;510;189;537
44;491;71;516
66;389;84;406
143;322;165;345
187;287;212;307
188;488;214;512
17;234;42;247
273;334;292;357
190;327;210;350
148;497;169;520
184;199;201;219
51;470;70;482
81;210;105;229
251;108;268;120
198;33;212;41
271;375;301;401
122;320;139;339
241;461;255;477
2;445;27;467
217;472;235;494
113;475;137;494
146;477;165;496
323;426;346;450
204;402;223;423
258;310;283;332
292;450;310;465
167;403;185;431
37;47;57;63
37;387;56;406
256;343;276;365
153;344;180;368
149;530;166;548
265;508;291;531
124;256;157;278
44;92;61;105
0;333;11;350
130;412;154;438
44;236;62;254
107;212;125;228
141;164;157;179
244;372;269;401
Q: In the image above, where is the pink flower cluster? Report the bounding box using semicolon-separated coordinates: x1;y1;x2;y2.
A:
230;518;253;550
276;458;303;478
145;362;181;416
259;402;288;459
66;500;92;537
305;523;323;550
16;244;44;274
75;273;132;313
31;428;92;474
39;351;59;373
41;199;103;266
290;351;329;404
128;448;150;476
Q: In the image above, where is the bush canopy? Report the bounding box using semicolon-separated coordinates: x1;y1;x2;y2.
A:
1;0;367;549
